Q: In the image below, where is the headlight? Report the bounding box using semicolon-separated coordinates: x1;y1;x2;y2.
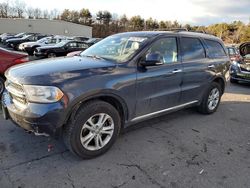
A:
231;61;241;72
232;61;240;67
23;85;64;103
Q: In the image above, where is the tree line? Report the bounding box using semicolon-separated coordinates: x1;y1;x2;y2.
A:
0;0;249;43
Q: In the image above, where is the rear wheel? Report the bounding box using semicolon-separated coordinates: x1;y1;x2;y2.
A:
198;82;222;114
47;52;56;58
63;100;121;159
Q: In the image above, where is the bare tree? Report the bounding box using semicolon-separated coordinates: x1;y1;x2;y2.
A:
26;7;34;19
13;0;26;18
33;8;42;19
43;9;49;19
0;2;10;18
49;9;60;20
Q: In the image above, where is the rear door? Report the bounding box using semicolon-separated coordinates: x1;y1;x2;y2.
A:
135;37;183;117
180;37;213;103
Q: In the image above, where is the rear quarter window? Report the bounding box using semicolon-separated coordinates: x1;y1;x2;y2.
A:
205;39;227;58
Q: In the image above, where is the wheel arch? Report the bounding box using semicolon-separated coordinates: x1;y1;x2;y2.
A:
63;92;129;129
212;76;225;94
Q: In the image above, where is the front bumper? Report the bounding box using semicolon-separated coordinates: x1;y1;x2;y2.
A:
230;72;250;83
1;91;66;137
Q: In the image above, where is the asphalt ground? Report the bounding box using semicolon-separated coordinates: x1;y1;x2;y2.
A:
0;81;250;188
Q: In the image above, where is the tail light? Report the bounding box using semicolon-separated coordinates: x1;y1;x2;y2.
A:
14;56;29;64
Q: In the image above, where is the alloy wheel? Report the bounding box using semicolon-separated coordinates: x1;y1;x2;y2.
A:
80;113;114;151
207;88;220;111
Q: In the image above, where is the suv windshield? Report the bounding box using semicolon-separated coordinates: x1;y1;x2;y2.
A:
80;35;148;63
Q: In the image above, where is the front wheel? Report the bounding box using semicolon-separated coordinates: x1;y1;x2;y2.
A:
198;82;222;114
63;100;121;159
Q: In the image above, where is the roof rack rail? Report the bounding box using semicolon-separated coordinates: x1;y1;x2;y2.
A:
188;30;207;34
153;28;188;32
153;28;209;34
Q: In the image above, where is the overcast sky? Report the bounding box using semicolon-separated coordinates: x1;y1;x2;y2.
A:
1;0;250;25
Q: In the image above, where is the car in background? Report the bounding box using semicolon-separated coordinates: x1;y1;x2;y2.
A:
71;36;89;42
226;46;242;62
19;36;68;55
1;32;31;44
0;33;14;42
6;33;49;50
239;42;250;63
84;38;102;47
0;47;29;95
34;40;88;58
230;42;250;83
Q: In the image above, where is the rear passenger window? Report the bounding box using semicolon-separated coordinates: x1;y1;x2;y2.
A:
181;38;205;61
147;37;178;64
205;40;226;58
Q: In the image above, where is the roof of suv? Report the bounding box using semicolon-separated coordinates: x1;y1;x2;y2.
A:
116;31;219;41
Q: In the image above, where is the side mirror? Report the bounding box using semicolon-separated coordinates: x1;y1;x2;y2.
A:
140;53;164;66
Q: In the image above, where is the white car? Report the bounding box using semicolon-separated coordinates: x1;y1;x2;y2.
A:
19;36;69;55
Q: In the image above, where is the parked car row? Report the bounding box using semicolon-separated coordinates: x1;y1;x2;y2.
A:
0;32;102;57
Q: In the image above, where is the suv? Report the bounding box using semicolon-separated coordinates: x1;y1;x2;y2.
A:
1;31;230;159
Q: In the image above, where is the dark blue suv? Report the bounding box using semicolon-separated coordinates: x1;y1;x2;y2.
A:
2;31;230;158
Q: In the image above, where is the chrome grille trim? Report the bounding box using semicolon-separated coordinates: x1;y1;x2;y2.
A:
5;79;27;109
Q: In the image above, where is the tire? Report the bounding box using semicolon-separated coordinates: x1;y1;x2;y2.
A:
230;78;238;84
0;76;4;95
47;52;56;58
198;82;222;114
63;100;121;159
13;44;19;51
29;46;39;56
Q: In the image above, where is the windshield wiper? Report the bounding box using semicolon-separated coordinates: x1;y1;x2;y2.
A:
84;55;106;60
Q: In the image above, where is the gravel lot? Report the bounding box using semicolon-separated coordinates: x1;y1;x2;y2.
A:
0;82;250;188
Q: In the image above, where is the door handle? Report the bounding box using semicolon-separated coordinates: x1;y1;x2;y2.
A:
172;69;182;73
208;64;215;68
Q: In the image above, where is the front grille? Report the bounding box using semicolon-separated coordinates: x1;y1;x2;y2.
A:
5;79;27;109
8;81;24;93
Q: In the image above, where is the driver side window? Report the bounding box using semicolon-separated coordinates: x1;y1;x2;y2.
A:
147;37;178;64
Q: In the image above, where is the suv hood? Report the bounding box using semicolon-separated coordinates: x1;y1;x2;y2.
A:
5;56;116;85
